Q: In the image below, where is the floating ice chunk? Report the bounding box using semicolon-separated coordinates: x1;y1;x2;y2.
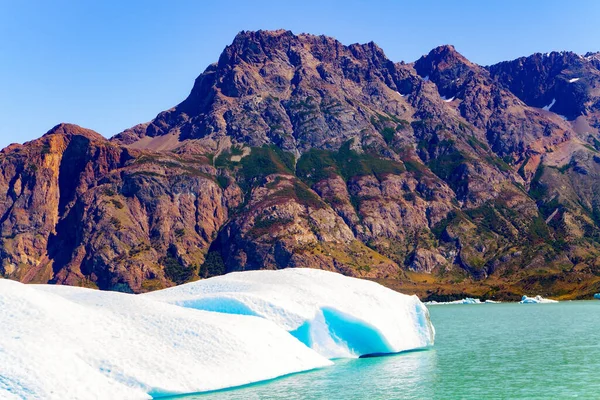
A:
520;295;558;304
0;280;331;400
396;91;406;97
484;299;500;304
423;75;430;82
594;293;600;300
569;77;580;83
542;98;556;111
425;297;482;305
146;269;435;359
441;96;455;102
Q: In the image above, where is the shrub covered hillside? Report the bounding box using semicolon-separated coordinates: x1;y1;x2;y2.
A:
2;30;600;299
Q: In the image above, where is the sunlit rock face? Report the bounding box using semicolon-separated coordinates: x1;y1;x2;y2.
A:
3;30;600;298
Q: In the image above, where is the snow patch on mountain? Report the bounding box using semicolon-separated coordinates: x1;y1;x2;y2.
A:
542;98;556;111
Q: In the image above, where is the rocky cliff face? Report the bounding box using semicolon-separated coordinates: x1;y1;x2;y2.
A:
3;30;600;299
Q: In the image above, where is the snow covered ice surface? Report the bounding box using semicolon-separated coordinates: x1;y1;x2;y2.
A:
146;268;435;359
0;269;435;399
0;278;331;400
520;295;558;304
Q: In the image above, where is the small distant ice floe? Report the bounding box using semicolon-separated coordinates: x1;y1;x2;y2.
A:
426;297;484;305
396;91;406;97
423;75;430;82
594;293;600;300
441;95;455;102
520;295;558;304
568;77;580;83
542;98;556;111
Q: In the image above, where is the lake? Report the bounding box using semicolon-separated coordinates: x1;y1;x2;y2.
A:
177;301;600;399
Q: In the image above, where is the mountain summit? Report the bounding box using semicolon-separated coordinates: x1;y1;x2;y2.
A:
2;30;600;299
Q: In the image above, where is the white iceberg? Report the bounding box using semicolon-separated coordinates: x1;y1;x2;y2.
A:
145;268;435;359
0;279;330;400
568;77;580;83
520;295;558;304
425;297;482;305
0;269;435;399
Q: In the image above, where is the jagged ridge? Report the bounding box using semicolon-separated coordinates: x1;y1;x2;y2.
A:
2;30;600;300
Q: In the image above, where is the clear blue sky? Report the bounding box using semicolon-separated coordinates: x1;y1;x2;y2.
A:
1;0;599;149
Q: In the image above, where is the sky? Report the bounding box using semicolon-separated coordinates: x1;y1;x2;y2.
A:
1;0;599;149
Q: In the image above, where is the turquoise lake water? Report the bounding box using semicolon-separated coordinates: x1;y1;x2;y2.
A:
180;301;600;399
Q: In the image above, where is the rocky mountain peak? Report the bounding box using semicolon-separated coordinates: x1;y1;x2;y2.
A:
413;44;486;104
488;50;600;120
43;123;106;142
414;45;477;78
113;29;405;154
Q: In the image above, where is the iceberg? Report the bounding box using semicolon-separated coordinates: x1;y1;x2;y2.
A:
0;279;331;400
145;268;435;359
0;269;434;399
520;295;558;304
425;297;482;305
594;293;600;300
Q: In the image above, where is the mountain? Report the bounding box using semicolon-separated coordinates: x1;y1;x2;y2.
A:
2;30;600;300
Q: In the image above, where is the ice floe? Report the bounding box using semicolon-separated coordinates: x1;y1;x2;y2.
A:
441;96;455;102
594;293;600;300
425;298;482;305
520;295;558;304
146;269;435;359
0;269;435;399
0;281;330;400
569;77;580;83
